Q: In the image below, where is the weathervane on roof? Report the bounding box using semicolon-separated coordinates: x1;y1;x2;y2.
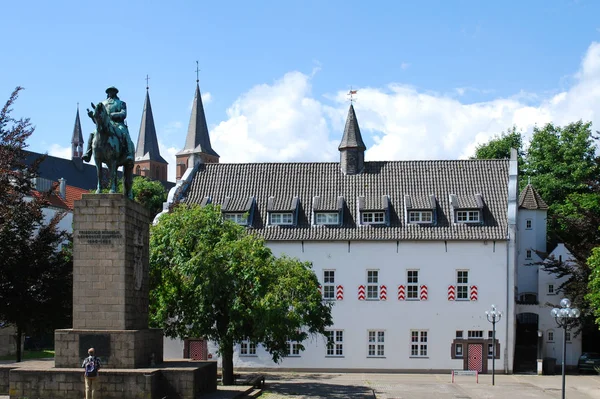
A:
145;74;150;91
195;61;200;83
348;87;358;103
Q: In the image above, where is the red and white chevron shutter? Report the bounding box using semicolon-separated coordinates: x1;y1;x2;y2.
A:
397;285;406;301
470;285;478;301
448;285;456;301
380;285;387;301
358;285;366;300
420;285;428;301
336;285;344;301
318;285;322;296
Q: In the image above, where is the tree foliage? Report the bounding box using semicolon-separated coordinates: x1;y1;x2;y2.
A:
97;175;167;217
586;248;600;326
0;87;72;361
150;204;333;385
471;126;525;164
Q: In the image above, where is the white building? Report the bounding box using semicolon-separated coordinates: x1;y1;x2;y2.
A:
161;100;531;373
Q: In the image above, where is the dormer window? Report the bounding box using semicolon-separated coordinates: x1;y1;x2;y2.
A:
449;193;484;225
456;210;480;223
267;196;299;226
405;195;437;225
409;210;432;223
223;213;248;225
316;212;339;225
312;196;344;226
270;213;293;225
221;195;255;227
358;195;390;226
362;212;385;224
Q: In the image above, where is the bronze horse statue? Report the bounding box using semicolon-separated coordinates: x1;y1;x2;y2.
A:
89;102;134;198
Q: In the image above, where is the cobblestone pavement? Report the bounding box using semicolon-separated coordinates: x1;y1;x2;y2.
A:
255;372;600;399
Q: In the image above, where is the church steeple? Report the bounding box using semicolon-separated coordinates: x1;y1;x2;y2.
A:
338;104;366;175
134;85;168;181
175;65;219;179
71;106;84;160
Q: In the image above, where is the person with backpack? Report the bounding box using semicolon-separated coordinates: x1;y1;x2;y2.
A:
82;347;101;399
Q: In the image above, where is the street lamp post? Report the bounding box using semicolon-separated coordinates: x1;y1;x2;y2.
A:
485;305;502;386
551;298;581;399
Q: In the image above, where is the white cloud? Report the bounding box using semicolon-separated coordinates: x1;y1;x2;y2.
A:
400;62;410;70
203;92;212;104
48;144;71;159
204;41;600;166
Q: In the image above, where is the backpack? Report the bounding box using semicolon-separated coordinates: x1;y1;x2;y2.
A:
85;357;98;377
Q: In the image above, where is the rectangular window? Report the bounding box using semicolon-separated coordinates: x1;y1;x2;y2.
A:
325;330;343;356
240;340;256;356
526;250;532;259
223;213;248;225
407;270;419;300
285;340;301;356
315;212;339;225
468;330;483;339
456;330;463;339
410;330;428;357
457;270;469;300
362;211;385;225
270;212;294;225
488;331;493;339
456;210;480;223
323;270;335;300
367;270;379;300
566;332;571;342
455;343;463;357
547;330;554;342
368;330;385;357
488;343;494;358
526;219;532;229
409;210;433;224
548;284;555;295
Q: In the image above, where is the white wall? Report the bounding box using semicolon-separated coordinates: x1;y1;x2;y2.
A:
164;240;512;371
516;208;547;297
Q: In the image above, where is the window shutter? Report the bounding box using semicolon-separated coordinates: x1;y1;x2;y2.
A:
448;285;456;301
470;285;478;301
379;285;387;301
397;285;406;301
336;285;344;301
420;285;428;301
358;285;365;301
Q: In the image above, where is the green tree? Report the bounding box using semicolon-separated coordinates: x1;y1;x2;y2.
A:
0;87;72;361
96;175;167;217
471;126;525;163
150;204;332;385
523;121;598;208
586;248;600;326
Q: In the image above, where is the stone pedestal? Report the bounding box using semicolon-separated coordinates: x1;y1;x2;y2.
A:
3;194;217;398
54;194;162;368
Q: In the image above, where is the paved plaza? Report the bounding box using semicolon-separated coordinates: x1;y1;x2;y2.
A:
255;372;600;399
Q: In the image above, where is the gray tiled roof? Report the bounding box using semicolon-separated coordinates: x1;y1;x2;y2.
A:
518;184;548;210
313;196;344;211
135;91;167;163
176;83;219;158
338;104;366;150
405;195;436;209
222;196;254;212
183;160;510;241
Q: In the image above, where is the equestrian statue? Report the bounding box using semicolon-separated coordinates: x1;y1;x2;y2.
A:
83;86;135;199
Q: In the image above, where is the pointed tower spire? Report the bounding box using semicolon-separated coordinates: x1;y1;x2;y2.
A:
134;83;168;181
71;105;84;160
175;64;219;180
338;104;366;175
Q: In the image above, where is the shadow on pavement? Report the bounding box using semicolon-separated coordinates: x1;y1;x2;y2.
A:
266;381;375;398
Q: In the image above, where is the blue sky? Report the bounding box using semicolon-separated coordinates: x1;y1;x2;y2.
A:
3;0;600;181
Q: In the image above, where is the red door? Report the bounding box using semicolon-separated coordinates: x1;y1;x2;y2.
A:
189;340;207;360
468;344;483;372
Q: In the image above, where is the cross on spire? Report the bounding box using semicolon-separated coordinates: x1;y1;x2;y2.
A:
145;74;150;90
195;61;200;83
348;87;358;103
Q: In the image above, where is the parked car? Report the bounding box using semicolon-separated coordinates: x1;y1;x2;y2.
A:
578;352;600;373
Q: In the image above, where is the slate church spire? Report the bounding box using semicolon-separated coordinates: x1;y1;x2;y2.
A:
71;106;84;169
338;103;366;175
175;63;219;180
134;80;168;181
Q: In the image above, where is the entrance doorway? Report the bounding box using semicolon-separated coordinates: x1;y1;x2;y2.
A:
468;344;483;372
514;312;539;373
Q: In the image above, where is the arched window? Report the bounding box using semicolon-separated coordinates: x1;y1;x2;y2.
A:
135;165;140;175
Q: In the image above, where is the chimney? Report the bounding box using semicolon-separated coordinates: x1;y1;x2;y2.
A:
59;178;66;199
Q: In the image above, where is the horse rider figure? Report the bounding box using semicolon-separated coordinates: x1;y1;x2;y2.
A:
83;86;135;163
